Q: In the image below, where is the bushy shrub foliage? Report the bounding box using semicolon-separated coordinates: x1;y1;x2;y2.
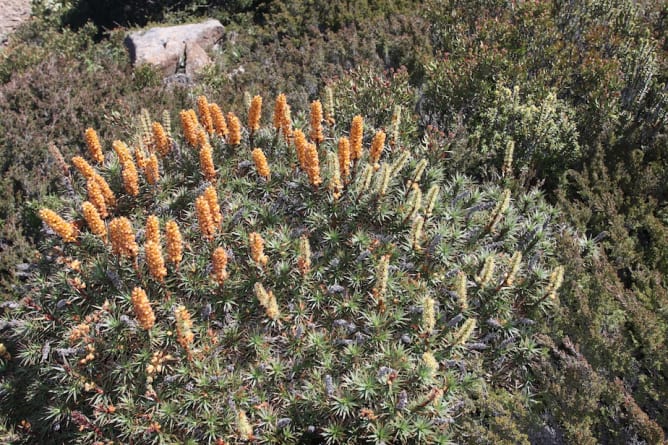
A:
1;94;567;443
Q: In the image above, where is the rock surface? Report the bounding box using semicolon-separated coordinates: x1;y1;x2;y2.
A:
0;0;32;46
125;19;223;76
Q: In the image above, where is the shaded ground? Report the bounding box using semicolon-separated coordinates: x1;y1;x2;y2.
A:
0;0;31;46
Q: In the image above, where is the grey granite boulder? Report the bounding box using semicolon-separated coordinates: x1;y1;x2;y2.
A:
125;19;224;76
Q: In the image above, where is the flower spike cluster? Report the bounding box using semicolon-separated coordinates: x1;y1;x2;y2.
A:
337;137;351;182
165;220;183;267
273;94;292;142
212;247;229;285
249;232;268;266
109;217;138;259
86;179;108;219
309;100;324;144
203;185;223;227
196;195;215;240
84;128;104;164
199;142;216;182
248;95;262;133
227;112;241;145
197;95;214;134
81;201;106;241
209;103;228;137
145;240;167;282
180;109;200;147
152;122;171;156
39;209;78;243
251;148;270;179
131;287;155;330
350;115;364;162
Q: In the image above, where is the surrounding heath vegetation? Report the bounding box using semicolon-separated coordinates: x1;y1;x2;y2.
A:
0;0;666;443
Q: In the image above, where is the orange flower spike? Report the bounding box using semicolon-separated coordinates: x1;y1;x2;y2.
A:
212;247;229;285
112;140;132;166
227;112;241;145
71;156;96;179
210;103;228;137
121;159;140;196
152;122;170;156
93;174;116;208
197;95;214;134
199;143;217;182
249;232;268;266
39;208;78;243
195;195;215;239
145;215;160;244
131;287;155;330
81;201;107;240
309;100;324;144
197;127;209;149
180;109;199;147
248;95;262;132
338;137;351;181
350;115;364;161
251;148;271;180
109;217;138;259
304;143;322;186
145;240;167;282
293;129;308;170
165;220;183;266
144;153;160;185
203;186;222;227
273;93;288;132
86;179;108;219
281;102;293;143
84;128;104;164
369;130;386;167
135;145;147;170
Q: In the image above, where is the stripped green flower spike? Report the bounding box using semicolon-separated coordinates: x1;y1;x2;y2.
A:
404;183;422;222
297;235;311;275
476;255;496;286
254;282;280;320
502;139;515;177
354;163;374;197
369;130;386;168
162;110;172;138
453;318;477;346
372;254;391;311
422;351;438;378
324;85;335;126
410;215;424;250
390;150;410;178
544;265;565;300
375;163;391;196
422;296;436;333
486;188;511;233
326;151;342;200
390;104;402;148
408;158;428;188
456;271;468;310
175;305;195;359
502;251;522;287
236;410;254;441
424;184;440;218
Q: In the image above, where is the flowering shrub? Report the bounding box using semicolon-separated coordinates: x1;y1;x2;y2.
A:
0;94;567;443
